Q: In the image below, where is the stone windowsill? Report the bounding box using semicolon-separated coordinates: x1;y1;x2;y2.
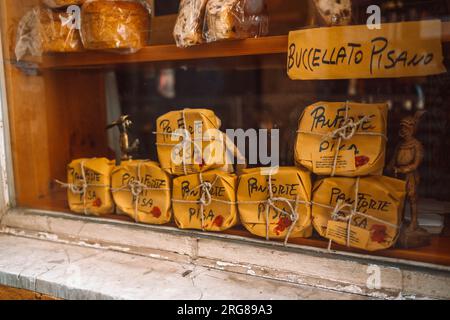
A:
0;207;449;299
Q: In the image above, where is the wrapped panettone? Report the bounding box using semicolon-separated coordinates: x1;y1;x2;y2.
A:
203;0;269;42
43;0;86;8
155;108;236;176
15;6;83;60
312;0;352;26
295;101;388;177
80;0;151;52
312;176;406;251
57;158;115;216
173;0;208;47
172;170;238;231
111;160;172;224
237;167;312;243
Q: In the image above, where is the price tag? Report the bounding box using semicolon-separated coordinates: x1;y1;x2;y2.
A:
312;150;356;174
326;220;370;250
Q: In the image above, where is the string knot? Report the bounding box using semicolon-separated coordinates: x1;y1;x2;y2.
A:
129;180;145;198
199;181;213;207
330;199;352;220
324;116;370;142
55;180;87;195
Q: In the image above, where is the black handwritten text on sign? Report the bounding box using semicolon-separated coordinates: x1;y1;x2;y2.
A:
287;20;446;80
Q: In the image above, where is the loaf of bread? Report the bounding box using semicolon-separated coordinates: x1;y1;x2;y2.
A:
313;0;352;26
173;0;208;47
80;0;150;52
43;0;86;9
203;0;268;43
15;7;83;60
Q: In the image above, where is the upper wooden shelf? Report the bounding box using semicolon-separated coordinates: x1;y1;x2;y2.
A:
19;21;450;70
40;35;288;69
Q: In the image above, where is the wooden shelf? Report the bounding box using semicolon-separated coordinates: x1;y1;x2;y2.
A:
39;35;288;69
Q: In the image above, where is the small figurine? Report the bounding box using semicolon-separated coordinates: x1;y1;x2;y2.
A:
106;115;140;162
388;110;431;248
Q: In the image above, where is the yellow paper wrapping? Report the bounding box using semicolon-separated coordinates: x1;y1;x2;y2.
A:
237;167;312;243
295;101;388;177
312;176;406;251
172;170;238;231
155;109;230;176
62;158;114;216
111;160;172;224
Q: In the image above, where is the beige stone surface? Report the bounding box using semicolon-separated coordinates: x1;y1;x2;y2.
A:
1;208;449;299
0;234;367;300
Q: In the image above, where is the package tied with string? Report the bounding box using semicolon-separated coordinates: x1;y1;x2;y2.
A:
312;176;406;251
172;170;238;231
237;167;312;243
111;160;172;224
295;101;388;177
156;109;238;176
58;158;114;216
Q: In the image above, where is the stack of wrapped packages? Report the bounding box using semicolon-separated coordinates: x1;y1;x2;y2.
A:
15;0;151;61
155;109;241;232
59;157;173;225
173;0;269;48
58;102;407;253
58;108;243;231
295;101;406;251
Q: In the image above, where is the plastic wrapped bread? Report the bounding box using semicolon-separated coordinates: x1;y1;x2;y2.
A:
43;0;86;8
203;0;269;43
313;0;352;26
15;6;83;61
80;0;151;53
173;0;208;48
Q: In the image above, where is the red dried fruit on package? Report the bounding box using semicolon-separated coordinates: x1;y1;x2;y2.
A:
92;198;102;207
212;215;224;227
370;224;387;243
151;207;162;218
274;216;293;235
355;155;370;167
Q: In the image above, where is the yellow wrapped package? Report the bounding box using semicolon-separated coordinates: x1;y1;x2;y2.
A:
237;167;312;244
312;176;406;251
172;170;238;231
57;158;114;216
111;160;171;224
155;109;231;176
295;101;388;176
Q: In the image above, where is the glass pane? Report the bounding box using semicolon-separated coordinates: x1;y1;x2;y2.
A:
1;0;449;267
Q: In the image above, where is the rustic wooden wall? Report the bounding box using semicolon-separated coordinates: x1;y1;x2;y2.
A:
1;0;110;211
